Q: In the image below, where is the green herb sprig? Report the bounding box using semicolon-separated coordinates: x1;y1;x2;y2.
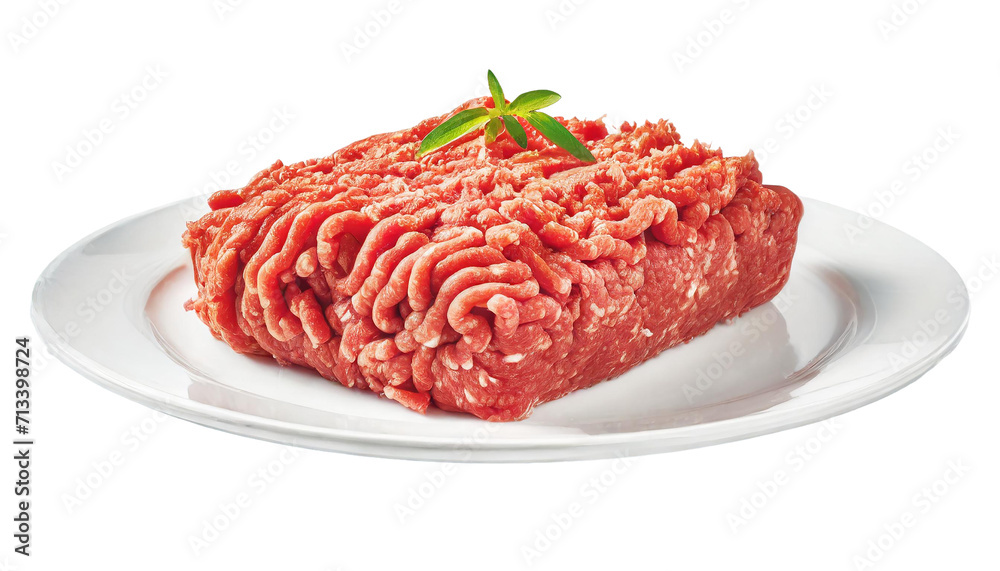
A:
415;70;596;162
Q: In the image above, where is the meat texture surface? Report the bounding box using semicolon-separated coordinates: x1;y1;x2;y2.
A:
183;98;803;421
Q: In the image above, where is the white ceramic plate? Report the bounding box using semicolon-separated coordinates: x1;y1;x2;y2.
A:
32;198;969;462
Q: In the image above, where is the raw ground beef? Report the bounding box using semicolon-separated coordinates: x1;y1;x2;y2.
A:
182;98;803;421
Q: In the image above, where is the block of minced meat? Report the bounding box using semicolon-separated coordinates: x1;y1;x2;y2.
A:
182;97;803;421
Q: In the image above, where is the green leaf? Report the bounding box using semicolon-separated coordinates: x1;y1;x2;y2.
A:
502;115;528;149
509;90;561;113
484;116;503;144
523;111;596;162
415;107;491;158
487;70;506;113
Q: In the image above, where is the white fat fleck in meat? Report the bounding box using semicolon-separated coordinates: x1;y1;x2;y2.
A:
336;305;351;320
537;336;553;351
423;336;440;348
488;376;499;384
686;281;699;298
390;178;409;193
640;328;653;338
503;353;525;363
607;162;627;185
589;303;606;317
464;388;477;404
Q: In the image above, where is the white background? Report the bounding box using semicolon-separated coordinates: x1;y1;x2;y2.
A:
2;0;998;569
